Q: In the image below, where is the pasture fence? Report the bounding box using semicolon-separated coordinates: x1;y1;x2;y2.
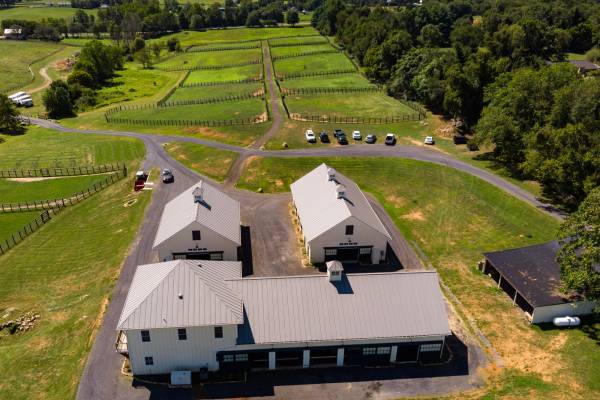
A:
288;112;425;124
0;209;58;256
157;59;261;72
269;40;330;48
271;49;339;61
0;163;126;178
158;91;264;107
281;86;382;96
157;70;191;105
278;69;357;80
0;168;127;214
186;43;262;52
105;114;268;127
179;76;263;87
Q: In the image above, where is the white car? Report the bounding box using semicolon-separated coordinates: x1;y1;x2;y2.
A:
305;129;316;143
352;130;362;140
424;136;435;145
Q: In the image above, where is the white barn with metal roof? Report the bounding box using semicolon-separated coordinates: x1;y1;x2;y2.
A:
116;260;451;375
290;164;391;265
153;181;241;262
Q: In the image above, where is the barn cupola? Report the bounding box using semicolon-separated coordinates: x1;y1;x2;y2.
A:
336;184;346;199
327;167;336;182
193;183;204;204
326;260;343;282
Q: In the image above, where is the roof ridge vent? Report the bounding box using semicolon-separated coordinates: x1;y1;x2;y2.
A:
336;184;346;199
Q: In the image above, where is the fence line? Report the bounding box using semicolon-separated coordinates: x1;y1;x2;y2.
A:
179;76;263;87
0;168;128;214
269;40;330;48
279;69;357;80
186;43;261;52
105;114;268;127
272;49;339;60
185;39;262;49
0;209;57;256
157;70;190;105
288;112;424;124
157;59;261;72
281;86;382;96
0;163;125;178
158;91;264;107
266;34;323;42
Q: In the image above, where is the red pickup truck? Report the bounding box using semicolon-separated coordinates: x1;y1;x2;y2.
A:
134;170;148;191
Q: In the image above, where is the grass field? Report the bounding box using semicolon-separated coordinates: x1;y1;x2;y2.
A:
236;156;599;400
0;40;63;92
0;126;145;169
273;52;355;75
0;5;97;22
110;97;266;122
155;48;262;70
268;35;327;46
0;211;42;240
167;82;263;102
270;43;336;58
163;142;238;182
280;73;375;89
183;64;262;84
0;175;111;203
187;41;260;51
157;26;319;46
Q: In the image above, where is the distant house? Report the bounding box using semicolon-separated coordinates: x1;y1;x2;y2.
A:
568;60;600;74
116;259;451;376
3;28;23;40
482;241;597;324
290;164;391;265
152;181;241;262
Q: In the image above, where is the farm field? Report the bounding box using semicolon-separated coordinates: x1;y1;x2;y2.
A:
236;156;599;400
163;142;238;182
156;26;319;46
186;40;261;51
268;35;327;46
155;47;262;70
183;63;262;84
279;73;375;89
0;5;97;22
270;43;336;58
0;40;63;93
273;51;355;75
167;82;263;102
0;211;41;240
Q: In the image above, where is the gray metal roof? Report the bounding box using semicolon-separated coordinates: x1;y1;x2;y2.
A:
228;271;451;345
117;260;243;330
153;181;241;248
290;163;391;242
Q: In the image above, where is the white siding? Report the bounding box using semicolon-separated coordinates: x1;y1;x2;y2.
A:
125;325;237;375
306;216;388;264
531;300;596;324
156;221;239;261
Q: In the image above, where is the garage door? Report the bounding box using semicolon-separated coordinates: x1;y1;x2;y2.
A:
173;252;223;260
324;247;359;262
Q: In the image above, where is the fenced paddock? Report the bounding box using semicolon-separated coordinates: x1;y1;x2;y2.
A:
278;69;357;80
183;64;263;84
279;73;376;89
271;48;340;61
0;163;126;178
273;52;355;76
166;83;264;103
105;114;268;128
155;47;263;71
186;42;262;52
0;210;57;255
281;86;382;96
268;35;328;47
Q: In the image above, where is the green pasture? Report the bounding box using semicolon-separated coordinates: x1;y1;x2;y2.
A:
186;41;261;51
155;48;262;70
0;175;110;203
273;52;355;75
167;82;263;102
0;40;63;92
163;142;238;182
111;97;266;122
279;73;375;89
183;64;262;84
0;126;145;169
270;43;337;58
61;37;113;47
0;5;97;23
268;35;327;46
0;211;42;240
157;26;319;47
284;92;417;117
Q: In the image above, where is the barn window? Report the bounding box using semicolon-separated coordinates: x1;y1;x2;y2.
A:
235;354;249;362
141;330;151;342
214;326;223;338
325;249;337;256
222;355;234;363
178;328;187;341
420;343;442;352
210;253;223;261
362;347;376;355
377;347;391;355
192;230;201;240
345;225;354;235
145;356;154;365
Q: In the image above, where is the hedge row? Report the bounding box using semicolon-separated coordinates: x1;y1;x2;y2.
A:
157;59;261;72
271;49;339;60
278;69;357;80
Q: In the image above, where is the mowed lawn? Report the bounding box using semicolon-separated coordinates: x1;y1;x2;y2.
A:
274;52;355;75
0;126;145;169
280;73;376;89
183;64;262;84
285;92;418;117
187;41;260;51
112;98;266;122
271;43;336;58
0;5;97;22
268;35;327;46
0;211;41;240
155;48;262;70
0;40;63;92
236;156;599;400
163;142;238;182
0;175;110;203
158;26;318;46
167;82;263;102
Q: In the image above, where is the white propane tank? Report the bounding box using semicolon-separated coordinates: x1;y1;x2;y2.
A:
553;316;581;327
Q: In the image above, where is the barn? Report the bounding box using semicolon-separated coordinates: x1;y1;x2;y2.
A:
290;164;391;265
482;241;596;324
152;181;241;261
116;260;451;375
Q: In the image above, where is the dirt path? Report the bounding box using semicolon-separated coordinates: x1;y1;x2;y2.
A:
28;66;53;94
224;41;284;187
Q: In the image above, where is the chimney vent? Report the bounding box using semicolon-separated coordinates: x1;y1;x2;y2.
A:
336;184;346;199
326;261;343;282
193;183;204;204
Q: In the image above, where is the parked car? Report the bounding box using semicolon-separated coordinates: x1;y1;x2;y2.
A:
333;128;344;138
305;129;316;143
385;133;396;145
319;131;330;143
352;130;362;140
424;136;435;145
134;170;148;191
365;134;377;144
162;169;174;183
336;132;348;145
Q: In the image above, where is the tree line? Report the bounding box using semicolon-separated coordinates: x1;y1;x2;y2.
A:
313;0;600;209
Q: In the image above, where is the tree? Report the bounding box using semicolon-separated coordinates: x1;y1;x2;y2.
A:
131;37;145;53
418;24;444;48
246;10;262;27
166;37;180;52
134;49;152;69
67;69;95;88
557;187;600;305
0;94;24;135
43;80;73;118
286;9;300;26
